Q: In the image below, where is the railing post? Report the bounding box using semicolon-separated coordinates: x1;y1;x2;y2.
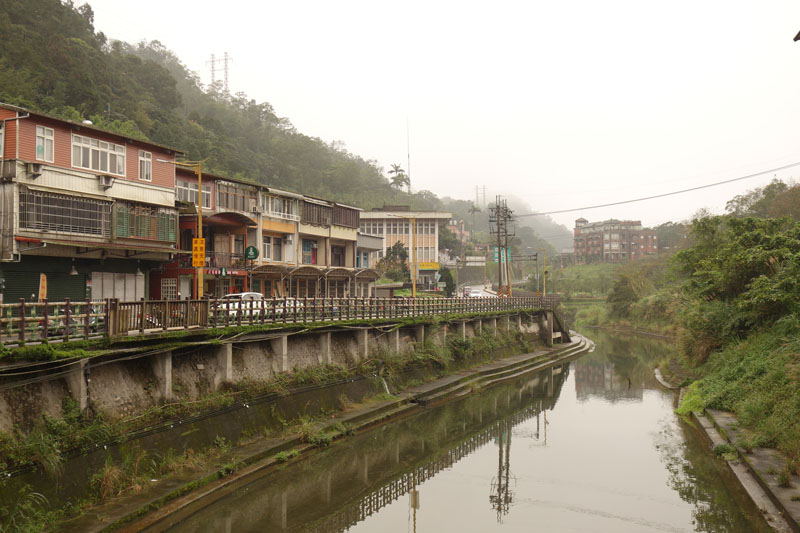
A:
18;298;26;343
42;298;49;340
162;299;168;331
84;298;91;339
63;298;71;342
303;297;308;323
184;299;189;329
140;298;146;334
103;298;111;337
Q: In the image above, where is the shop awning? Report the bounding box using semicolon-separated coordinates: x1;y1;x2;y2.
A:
288;265;323;277
353;268;380;281
322;267;352;278
251;264;291;276
34;238;185;255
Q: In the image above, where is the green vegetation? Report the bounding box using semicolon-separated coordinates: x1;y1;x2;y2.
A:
547;180;800;478
541;263;620;299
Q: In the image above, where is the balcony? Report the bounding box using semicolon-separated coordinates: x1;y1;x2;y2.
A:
263;209;300;222
177;251;246;269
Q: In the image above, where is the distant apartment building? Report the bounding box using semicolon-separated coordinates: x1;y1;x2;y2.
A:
573;218;657;264
359;206;451;288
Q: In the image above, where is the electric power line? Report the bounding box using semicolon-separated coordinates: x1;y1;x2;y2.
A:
513;161;800;218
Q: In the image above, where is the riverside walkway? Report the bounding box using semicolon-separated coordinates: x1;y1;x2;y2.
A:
0;295;560;347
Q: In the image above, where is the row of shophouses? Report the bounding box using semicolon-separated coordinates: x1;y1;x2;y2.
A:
0;103;450;303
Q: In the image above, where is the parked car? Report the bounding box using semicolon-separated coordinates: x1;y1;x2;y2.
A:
216;293;305;321
468;289;483;298
217;292;265;318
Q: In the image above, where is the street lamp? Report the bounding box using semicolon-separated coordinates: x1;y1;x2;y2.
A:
157;159;205;299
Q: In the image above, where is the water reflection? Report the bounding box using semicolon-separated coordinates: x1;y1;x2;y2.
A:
163;332;770;533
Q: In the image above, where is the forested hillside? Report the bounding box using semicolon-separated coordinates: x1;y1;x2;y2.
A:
0;0;572;248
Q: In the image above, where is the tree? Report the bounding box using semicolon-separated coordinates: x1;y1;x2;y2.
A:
468;204;481;234
439;225;460;259
388;164;409;192
377;241;410;281
438;267;456;296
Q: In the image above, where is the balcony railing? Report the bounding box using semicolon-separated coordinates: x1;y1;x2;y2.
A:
177;251;246;269
264;209;300;222
0;295;561;347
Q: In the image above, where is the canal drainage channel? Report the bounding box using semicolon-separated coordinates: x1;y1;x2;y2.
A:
99;335;594;533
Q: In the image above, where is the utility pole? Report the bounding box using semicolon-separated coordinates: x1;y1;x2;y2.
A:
489;196;514;297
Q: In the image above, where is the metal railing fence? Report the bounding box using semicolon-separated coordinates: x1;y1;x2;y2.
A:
0;295;559;346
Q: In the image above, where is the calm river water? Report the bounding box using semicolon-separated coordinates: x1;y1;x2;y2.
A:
163;331;769;532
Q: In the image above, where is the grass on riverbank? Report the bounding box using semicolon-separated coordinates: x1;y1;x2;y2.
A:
0;327;538;531
677;318;800;475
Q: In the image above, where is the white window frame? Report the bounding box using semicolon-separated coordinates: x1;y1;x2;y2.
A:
71;134;126;176
36;126;54;163
161;278;178;300
176;180;211;208
138;150;152;181
263;234;272;261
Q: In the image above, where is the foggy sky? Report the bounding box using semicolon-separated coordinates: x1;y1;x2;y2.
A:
88;0;800;229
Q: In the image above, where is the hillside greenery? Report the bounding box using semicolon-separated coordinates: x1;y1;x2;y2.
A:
0;0;572;253
557;179;800;474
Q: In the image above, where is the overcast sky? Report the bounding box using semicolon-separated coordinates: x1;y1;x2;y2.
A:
89;0;800;229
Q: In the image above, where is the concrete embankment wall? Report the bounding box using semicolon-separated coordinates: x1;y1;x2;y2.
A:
0;311;561;432
0;310;565;510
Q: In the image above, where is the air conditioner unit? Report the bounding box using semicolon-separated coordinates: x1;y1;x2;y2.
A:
251;206;260;214
26;162;42;179
311;242;318;249
284;235;293;244
98;174;115;190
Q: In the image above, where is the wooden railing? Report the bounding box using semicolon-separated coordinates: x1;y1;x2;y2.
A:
0;295;560;346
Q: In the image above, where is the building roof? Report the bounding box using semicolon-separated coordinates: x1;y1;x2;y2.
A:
361;210;452;220
0;101;185;155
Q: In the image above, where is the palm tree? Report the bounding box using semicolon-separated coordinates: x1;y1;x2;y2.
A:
468;204;481;237
388;164;410;192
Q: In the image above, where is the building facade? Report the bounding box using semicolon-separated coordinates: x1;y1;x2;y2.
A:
0;103;181;303
573;218;658;264
151;172;376;300
359;206;451;288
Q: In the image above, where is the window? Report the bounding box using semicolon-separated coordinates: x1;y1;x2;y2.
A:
36;126;54;163
72;134;125;176
20;189;112;237
115;202;177;242
138;151;152;181
333;206;358;228
301;201;332;226
302;239;317;264
331;245;346;267
233;235;245;255
176;180;211;208
273;237;282;261
161;278;178;300
262;235;271;261
217;183;251;212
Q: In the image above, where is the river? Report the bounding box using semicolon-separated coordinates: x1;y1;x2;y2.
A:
159;331;770;532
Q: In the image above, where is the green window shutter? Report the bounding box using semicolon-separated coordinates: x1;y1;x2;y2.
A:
116;206;129;237
168;214;177;243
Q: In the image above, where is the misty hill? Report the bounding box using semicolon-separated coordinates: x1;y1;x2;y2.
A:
0;0;573;250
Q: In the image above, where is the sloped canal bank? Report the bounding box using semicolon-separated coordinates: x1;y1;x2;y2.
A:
153;331;771;532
